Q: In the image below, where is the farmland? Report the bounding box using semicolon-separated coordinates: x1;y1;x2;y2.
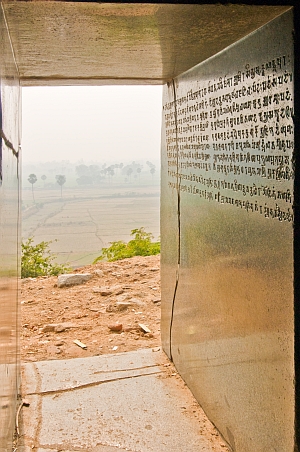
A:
22;184;160;267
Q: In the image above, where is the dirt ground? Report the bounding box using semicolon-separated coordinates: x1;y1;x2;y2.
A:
21;255;161;362
20;254;232;452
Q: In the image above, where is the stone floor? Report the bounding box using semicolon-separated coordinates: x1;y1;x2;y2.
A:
18;348;230;452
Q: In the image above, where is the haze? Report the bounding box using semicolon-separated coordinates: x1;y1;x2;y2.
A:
22;85;163;164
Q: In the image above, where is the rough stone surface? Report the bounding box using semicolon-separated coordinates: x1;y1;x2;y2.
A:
57;273;92;288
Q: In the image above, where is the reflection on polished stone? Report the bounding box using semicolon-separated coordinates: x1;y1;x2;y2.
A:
0;4;20;450
161;9;294;452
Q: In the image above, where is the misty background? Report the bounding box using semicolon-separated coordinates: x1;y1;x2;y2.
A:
22;86;163;267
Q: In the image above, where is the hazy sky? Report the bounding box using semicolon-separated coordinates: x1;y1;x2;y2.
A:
22;85;163;164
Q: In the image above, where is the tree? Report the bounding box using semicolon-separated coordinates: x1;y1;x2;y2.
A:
28;173;37;202
76;175;93;186
75;164;89;177
150;167;156;179
55;174;66;197
41;174;47;188
127;167;133;181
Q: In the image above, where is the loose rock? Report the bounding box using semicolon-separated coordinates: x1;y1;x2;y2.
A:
41;323;77;333
108;323;123;332
115;302;132;311
21;254;161;362
57;273;92;288
94;269;104;277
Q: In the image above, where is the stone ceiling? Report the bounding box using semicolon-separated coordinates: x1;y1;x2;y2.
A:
2;1;292;85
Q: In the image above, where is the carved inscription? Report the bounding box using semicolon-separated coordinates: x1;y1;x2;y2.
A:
163;55;294;222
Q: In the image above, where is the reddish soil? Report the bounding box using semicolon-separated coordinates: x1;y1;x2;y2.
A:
20;254;231;451
21;255;161;362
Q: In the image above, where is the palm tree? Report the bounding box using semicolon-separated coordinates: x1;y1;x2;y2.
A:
41;174;47;188
150;167;155;180
127;167;133;182
28;173;37;202
55;174;66;197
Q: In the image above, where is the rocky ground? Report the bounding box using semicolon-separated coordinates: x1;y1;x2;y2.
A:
21;254;161;362
20;254;232;452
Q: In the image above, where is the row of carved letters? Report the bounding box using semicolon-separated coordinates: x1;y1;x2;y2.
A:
167;181;293;222
167;172;292;202
168;163;294;180
165;89;292;122
164;72;292;111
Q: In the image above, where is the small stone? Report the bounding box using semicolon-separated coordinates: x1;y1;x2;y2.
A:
41;324;56;333
41;322;77;333
47;345;62;355
115;302;131;311
127;297;146;307
123;327;135;332
139;323;151;333
144;333;154;338
152;299;161;304
54;325;66;333
108;323;123;332
57;273;92;288
54;341;64;346
100;290;113;296
94;269;104;277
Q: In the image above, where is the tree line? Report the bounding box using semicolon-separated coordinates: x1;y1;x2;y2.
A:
27;160;157;200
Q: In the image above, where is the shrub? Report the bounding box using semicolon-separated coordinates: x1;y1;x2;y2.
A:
21;237;70;278
93;227;160;263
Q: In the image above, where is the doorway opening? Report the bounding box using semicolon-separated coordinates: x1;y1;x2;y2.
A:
20;84;163;362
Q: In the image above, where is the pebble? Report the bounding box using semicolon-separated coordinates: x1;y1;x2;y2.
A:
100;290;113;296
115;302;131;311
108;323;123;332
94;269;104;277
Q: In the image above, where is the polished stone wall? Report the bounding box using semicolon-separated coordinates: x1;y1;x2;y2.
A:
161;10;295;452
0;2;21;450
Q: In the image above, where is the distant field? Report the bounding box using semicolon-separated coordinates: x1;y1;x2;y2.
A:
22;185;160;267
